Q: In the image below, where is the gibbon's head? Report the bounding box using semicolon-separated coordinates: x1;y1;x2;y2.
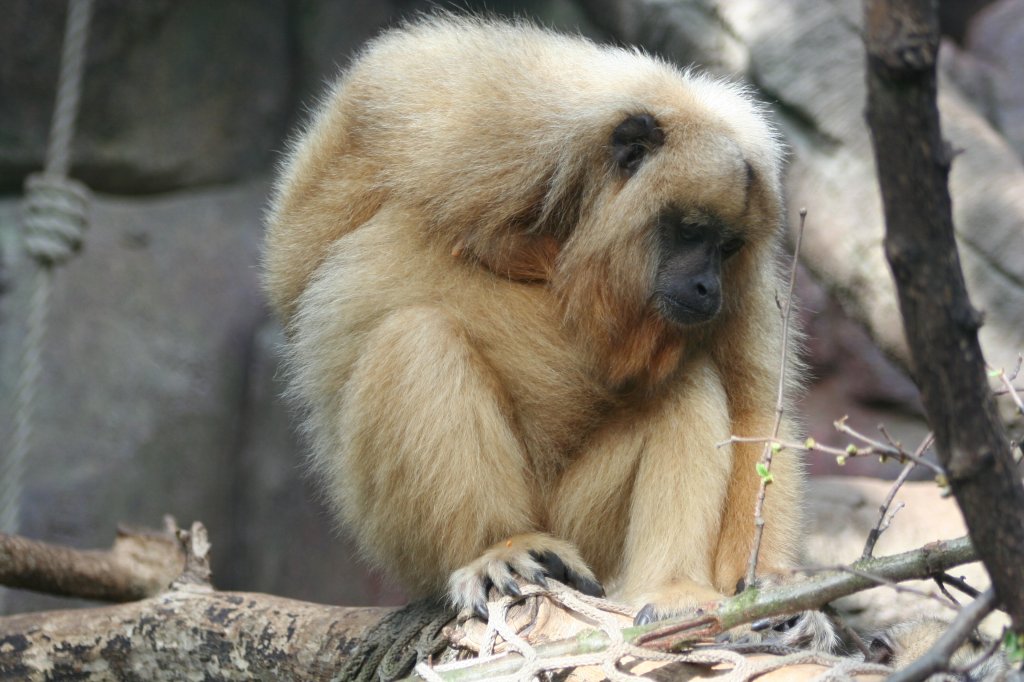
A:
363;18;786;383
272;17;786;381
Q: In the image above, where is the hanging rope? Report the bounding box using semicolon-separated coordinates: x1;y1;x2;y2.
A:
1;0;93;536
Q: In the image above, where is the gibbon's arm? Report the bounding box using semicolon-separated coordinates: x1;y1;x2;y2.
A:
335;304;600;614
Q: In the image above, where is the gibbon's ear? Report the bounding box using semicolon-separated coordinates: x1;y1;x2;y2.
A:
611;113;665;176
453;232;561;283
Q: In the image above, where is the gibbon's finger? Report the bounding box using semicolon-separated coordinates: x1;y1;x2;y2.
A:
531;550;605;597
485;561;522;598
506;552;549;589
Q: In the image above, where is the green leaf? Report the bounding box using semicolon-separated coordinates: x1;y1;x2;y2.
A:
756;462;774;484
1002;630;1024;664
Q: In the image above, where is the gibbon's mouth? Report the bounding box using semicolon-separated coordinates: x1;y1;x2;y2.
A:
658;292;721;326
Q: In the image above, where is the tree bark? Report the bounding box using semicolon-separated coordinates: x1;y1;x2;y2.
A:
863;0;1024;631
0;588;392;680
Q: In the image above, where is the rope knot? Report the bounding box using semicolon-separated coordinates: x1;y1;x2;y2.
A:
21;173;91;265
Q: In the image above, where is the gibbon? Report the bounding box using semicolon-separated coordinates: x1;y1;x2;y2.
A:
264;16;806;626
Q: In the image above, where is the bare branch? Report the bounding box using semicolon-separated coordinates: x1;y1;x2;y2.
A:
886;589;998;682
637;535;976;650
935;573;982;601
862;433;933;559
0;589;395;680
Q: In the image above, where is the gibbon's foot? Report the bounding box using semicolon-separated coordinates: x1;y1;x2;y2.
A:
732;573;840;652
629;578;726;627
737;609;839;652
448;533;603;620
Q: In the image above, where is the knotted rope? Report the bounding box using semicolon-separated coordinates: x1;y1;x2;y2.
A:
2;0;93;536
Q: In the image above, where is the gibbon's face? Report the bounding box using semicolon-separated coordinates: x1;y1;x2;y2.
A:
654;209;745;326
610;112;749;328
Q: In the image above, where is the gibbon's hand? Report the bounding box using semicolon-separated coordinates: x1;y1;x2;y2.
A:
448;533;603;620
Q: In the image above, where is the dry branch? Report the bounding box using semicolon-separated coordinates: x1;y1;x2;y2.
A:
0;525;182;602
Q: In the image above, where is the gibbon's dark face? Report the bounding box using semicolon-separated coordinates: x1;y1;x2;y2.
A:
654;210;745;327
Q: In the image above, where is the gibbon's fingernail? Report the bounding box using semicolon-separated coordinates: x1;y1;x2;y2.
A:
573;575;604;597
634;603;659;627
472;600;489;622
482;577;494;596
501;578;521;597
525;569;548;589
751;618;772;631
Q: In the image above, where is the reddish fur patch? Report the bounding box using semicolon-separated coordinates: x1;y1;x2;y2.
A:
605;312;684;389
457;232;561;283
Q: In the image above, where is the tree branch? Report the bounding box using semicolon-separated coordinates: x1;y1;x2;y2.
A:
863;0;1024;630
0;525;183;602
0;590;394;680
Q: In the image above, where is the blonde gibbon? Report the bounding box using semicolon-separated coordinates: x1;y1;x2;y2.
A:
264;15;810;630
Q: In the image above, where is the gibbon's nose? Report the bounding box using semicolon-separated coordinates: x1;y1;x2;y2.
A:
690;273;719;302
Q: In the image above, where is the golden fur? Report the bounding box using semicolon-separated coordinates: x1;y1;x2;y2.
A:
264;16;803;618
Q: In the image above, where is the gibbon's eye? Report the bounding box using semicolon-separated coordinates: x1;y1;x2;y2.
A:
612;113;665;176
721;237;745;259
678;224;703;242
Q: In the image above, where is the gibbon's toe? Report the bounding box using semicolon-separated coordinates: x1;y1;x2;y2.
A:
634;603;661;627
448;534;601;619
632;600;713;627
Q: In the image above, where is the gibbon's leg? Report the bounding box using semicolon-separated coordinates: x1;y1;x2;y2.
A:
598;359;735;620
340;306;598;617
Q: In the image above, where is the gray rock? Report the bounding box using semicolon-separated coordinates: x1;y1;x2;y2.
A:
967;0;1024;160
720;0;1024;371
0;0;290;193
0;180;267;613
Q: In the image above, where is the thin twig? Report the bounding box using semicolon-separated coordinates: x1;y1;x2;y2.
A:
639;536;976;651
887;589;998;682
935;572;981;600
718;434;945;476
744;208;805;589
822;604;873;660
989;357;1024;416
862;434;933;559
